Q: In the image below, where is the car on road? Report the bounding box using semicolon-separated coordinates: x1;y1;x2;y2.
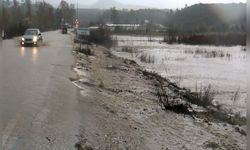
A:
21;28;43;46
61;24;68;34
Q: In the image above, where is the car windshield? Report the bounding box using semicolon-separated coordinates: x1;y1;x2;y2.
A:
25;30;38;35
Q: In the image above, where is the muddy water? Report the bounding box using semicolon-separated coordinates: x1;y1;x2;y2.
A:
111;35;247;116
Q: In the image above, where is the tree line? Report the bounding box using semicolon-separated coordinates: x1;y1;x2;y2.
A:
2;0;75;38
164;3;246;45
166;3;246;34
77;3;246;45
77;8;169;27
78;3;246;34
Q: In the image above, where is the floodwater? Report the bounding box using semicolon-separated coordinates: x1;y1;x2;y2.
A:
111;35;247;116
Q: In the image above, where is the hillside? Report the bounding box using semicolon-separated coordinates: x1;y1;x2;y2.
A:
90;0;145;9
78;8;169;26
77;2;246;34
167;3;246;33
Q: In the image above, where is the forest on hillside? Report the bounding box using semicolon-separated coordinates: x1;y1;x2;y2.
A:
2;0;75;38
79;3;246;34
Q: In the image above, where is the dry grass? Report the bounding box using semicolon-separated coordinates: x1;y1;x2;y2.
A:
121;46;135;53
140;53;155;63
198;84;215;107
180;84;215;108
184;49;232;59
98;78;104;88
231;87;240;102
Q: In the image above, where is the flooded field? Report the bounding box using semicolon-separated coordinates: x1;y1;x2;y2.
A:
111;35;247;116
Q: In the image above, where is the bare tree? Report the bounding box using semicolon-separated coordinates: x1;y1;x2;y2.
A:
110;7;119;24
57;0;75;25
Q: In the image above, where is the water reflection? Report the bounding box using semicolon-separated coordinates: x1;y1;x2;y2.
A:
32;47;38;56
20;47;38;63
20;47;25;57
32;47;38;63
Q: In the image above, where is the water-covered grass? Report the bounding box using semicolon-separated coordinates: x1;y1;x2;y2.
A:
111;35;247;116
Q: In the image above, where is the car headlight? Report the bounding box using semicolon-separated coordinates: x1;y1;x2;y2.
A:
22;37;24;41
33;36;38;42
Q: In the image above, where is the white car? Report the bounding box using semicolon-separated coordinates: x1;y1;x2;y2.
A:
21;28;43;46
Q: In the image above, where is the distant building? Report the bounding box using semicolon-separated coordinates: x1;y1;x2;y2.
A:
154;24;168;33
88;26;99;31
105;24;144;32
104;23;167;34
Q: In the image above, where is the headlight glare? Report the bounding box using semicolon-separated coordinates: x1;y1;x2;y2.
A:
33;36;38;42
22;37;24;41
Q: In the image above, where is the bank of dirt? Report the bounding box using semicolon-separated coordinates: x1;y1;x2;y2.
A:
71;43;246;150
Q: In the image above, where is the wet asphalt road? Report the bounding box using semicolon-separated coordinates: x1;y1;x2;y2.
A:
1;31;83;149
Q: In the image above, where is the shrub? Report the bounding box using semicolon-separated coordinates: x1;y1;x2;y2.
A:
181;84;215;108
165;33;246;46
4;22;27;38
200;85;215;107
140;53;155;63
231;87;240;102
121;46;134;53
88;28;114;48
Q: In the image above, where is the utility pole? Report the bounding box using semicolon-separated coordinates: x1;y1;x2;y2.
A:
77;0;78;19
75;0;79;29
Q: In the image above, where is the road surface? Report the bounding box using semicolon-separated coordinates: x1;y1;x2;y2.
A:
1;31;84;149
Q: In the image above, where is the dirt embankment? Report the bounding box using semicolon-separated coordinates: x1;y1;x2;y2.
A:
71;44;246;150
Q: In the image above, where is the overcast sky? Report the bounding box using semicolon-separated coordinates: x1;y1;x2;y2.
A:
45;0;246;9
120;0;246;8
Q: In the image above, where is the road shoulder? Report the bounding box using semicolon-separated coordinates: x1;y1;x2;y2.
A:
71;44;246;150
